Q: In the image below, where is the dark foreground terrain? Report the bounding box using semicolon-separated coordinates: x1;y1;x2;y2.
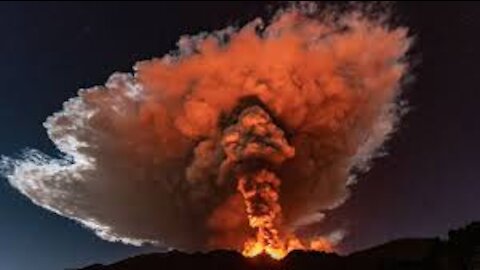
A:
76;222;480;270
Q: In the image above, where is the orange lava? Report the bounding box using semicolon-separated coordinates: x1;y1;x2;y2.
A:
238;170;334;260
241;233;334;260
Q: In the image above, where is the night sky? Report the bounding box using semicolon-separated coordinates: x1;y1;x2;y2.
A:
0;2;479;270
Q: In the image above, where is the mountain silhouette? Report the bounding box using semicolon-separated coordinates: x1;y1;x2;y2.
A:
74;222;480;270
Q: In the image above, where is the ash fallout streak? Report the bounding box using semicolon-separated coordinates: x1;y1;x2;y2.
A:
1;3;412;259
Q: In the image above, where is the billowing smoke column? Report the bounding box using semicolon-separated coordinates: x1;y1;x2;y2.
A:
221;106;295;258
1;3;412;257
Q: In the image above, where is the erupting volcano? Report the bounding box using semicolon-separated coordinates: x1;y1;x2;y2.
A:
222;106;294;258
222;106;334;259
1;2;412;260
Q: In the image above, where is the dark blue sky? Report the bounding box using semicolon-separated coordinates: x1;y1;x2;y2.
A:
0;2;479;270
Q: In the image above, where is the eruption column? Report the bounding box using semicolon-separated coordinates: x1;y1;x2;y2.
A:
221;106;295;259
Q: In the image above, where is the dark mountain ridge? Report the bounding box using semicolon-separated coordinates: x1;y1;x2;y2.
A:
75;222;480;270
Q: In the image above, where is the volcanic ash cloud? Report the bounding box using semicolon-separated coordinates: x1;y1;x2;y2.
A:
1;3;412;252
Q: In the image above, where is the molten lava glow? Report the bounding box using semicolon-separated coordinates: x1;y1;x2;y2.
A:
243;240;287;260
242;238;288;260
241;231;334;260
237;170;286;260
